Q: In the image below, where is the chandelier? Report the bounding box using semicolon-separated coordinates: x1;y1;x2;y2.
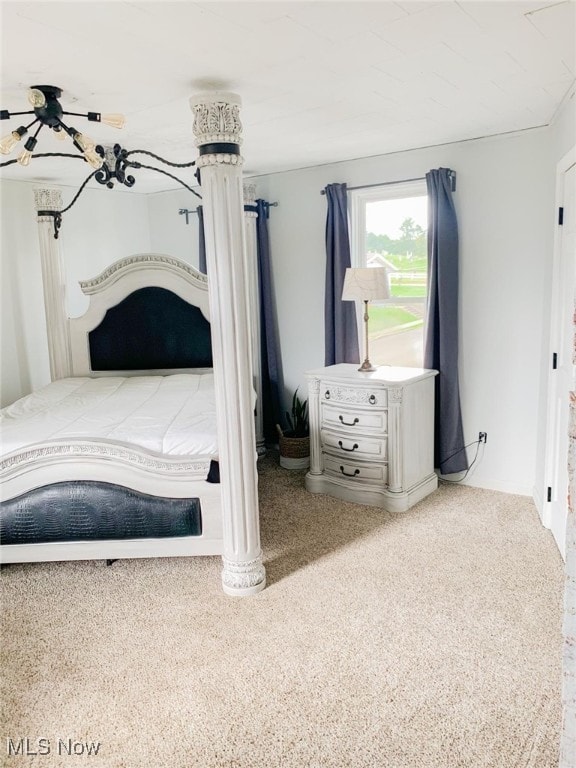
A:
0;85;201;238
0;85;125;167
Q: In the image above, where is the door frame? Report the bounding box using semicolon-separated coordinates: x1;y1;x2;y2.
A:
540;145;576;548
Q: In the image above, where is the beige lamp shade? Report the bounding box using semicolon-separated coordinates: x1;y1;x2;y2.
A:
342;267;391;372
342;267;390;302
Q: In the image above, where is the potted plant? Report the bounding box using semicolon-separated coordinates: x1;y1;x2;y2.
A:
276;388;310;469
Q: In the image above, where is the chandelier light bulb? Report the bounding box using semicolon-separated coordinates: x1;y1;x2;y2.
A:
74;132;96;152
0;129;24;154
101;113;126;129
53;128;66;141
28;88;47;108
83;148;104;169
17;135;37;166
17;149;33;166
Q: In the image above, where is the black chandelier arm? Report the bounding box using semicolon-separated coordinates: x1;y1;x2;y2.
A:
31;122;44;140
61;111;91;118
124;149;197;169
1;110;36;119
56;118;72;134
125;161;202;198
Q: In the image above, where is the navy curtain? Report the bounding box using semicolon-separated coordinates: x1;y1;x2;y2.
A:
256;199;283;440
324;183;360;366
424;168;468;474
197;205;207;274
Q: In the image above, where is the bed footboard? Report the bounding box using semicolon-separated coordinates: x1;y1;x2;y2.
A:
1;481;203;545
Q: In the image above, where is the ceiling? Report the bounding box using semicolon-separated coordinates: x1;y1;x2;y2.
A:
1;0;574;192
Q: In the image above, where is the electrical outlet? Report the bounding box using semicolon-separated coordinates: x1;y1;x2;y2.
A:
479;432;487;444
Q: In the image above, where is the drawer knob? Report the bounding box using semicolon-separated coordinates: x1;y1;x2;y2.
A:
325;390;331;399
340;466;360;478
338;440;359;452
369;394;377;405
339;415;359;427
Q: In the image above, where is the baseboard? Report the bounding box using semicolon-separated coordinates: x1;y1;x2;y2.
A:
450;476;533;497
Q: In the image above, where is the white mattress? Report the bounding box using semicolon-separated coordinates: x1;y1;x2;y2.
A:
0;374;218;459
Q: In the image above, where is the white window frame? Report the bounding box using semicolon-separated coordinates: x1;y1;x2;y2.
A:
350;179;426;295
348;179;428;366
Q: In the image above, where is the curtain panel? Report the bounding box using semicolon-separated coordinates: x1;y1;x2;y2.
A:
424;168;468;474
256;199;283;440
324;183;360;366
196;199;282;439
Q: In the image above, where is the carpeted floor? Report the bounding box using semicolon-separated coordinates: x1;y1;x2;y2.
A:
1;455;564;768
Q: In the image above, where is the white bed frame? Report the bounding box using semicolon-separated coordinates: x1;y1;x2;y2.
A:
1;254;224;563
5;93;267;594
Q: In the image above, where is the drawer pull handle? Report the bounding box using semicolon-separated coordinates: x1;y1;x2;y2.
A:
325;390;331;399
369;394;377;405
338;441;359;452
340;466;360;478
339;415;359;426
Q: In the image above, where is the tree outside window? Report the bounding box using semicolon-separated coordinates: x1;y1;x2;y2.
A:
350;182;427;368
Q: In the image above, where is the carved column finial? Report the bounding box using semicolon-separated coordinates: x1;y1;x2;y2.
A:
190;91;243;170
34;187;63;239
33;188;62;212
243;183;257;206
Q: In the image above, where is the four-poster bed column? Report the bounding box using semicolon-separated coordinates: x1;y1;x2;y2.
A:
243;182;265;455
33;187;71;381
190;91;266;596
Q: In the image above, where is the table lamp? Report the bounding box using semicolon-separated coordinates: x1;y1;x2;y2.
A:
342;267;390;372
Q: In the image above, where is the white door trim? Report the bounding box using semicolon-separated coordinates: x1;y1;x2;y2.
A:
540;145;576;547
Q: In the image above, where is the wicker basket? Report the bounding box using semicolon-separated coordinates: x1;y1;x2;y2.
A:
277;426;310;469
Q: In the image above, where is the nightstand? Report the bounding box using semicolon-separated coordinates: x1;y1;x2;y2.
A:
305;364;438;512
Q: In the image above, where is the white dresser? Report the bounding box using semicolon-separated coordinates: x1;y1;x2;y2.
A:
305;364;438;512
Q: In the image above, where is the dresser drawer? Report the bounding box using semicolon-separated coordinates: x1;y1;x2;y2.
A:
321;384;386;408
323;455;388;486
321;403;387;435
321;429;387;461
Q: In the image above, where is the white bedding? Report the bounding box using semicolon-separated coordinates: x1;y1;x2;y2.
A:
0;374;218;459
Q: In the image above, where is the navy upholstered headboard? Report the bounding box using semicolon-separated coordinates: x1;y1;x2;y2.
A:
89;286;212;371
69;254;213;376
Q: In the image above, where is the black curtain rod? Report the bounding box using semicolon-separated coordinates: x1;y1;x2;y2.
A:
321;171;456;195
179;201;278;215
179;201;278;224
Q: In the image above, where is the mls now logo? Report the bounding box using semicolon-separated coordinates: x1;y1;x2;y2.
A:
6;737;102;757
57;738;101;756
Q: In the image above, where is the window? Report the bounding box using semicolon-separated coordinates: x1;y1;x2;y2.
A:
350;180;428;368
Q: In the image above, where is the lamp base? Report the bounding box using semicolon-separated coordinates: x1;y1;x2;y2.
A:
358;358;376;372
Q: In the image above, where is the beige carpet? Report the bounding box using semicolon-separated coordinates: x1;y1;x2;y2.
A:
1;456;564;768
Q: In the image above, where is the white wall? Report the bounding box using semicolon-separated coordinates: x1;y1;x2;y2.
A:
63;186;152;318
0;180;151;406
146;188;202;268
252;127;556;495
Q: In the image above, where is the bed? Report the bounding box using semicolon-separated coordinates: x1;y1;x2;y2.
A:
0;254;226;564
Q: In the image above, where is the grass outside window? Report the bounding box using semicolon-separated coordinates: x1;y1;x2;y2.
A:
368;305;423;335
